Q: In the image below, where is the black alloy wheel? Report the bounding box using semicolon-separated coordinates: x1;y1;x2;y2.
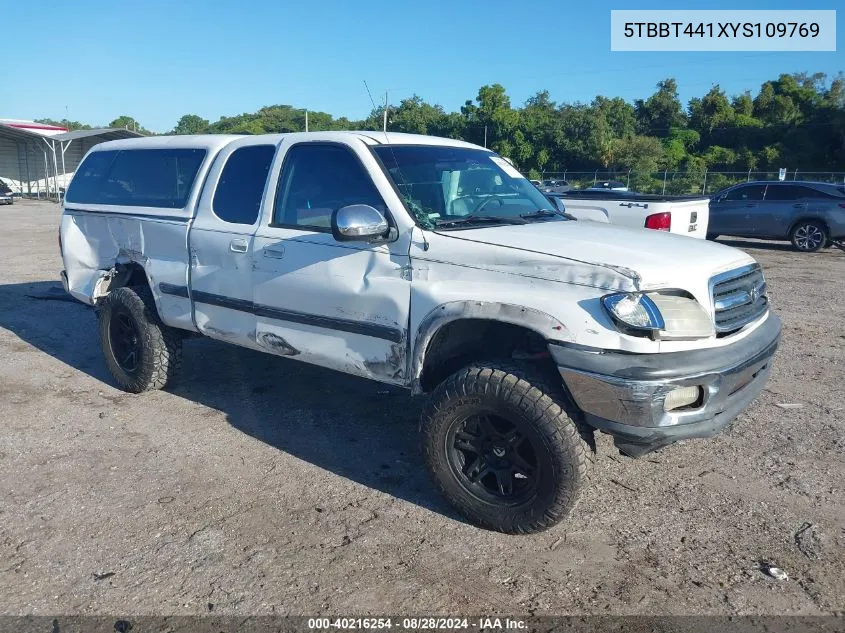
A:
108;308;142;374
446;412;544;505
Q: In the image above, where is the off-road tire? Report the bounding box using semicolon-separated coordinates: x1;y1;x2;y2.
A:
98;286;182;393
790;220;827;253
421;361;594;534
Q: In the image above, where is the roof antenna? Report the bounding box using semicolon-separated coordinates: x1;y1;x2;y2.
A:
362;81;429;251
363;80;378;131
383;91;388;132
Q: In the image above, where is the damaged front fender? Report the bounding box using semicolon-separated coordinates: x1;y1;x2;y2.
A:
410;301;572;394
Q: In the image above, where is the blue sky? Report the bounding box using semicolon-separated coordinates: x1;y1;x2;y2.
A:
2;0;842;132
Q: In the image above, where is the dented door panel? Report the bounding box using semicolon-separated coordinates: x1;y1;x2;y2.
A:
187;138;278;348
188;228;259;346
251;231;411;384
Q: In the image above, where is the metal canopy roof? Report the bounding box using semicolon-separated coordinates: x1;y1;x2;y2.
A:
52;128;143;142
0;123;143;144
0;123;45;144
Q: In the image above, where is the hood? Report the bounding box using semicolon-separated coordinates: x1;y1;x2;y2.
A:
433;220;753;290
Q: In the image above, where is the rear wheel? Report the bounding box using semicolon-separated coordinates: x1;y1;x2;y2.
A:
98;286;182;393
790;221;827;252
420;362;594;534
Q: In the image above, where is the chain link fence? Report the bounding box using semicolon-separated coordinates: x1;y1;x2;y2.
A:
540;170;845;195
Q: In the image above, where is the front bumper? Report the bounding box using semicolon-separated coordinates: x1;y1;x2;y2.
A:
550;314;781;457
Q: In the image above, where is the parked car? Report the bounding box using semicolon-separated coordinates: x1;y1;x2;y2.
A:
548;189;710;238
588;180;628;192
0;180;14;205
708;181;845;252
60;132;780;534
541;179;571;194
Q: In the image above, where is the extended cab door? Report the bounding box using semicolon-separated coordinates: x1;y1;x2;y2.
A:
189;141;276;345
251;138;412;384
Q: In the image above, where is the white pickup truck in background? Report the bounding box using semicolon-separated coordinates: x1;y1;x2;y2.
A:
548;190;710;239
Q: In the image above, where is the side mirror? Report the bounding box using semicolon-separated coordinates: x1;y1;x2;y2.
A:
331;204;389;242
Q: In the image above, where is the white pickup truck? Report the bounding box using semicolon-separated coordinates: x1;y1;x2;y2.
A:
60;132;780;534
548;190;711;238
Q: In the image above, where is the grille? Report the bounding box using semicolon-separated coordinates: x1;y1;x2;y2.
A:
710;264;768;333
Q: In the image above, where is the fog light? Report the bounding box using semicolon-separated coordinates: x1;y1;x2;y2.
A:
664;386;702;412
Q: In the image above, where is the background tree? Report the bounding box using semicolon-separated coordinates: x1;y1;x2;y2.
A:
634;79;687;136
172;114;210;135
40;70;844;191
36;118;92;131
109;115;150;134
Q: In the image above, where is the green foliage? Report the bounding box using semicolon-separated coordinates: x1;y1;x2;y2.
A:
172;114;210;135
43;71;844;188
634;78;687;136
109;116;151;135
36;118;92;131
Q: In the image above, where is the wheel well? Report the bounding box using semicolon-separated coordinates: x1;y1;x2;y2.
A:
419;319;556;393
788;217;829;236
122;263;150;288
94;262;151;302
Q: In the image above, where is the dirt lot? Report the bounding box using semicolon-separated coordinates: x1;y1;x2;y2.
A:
0;200;843;617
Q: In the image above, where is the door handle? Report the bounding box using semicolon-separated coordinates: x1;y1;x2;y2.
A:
229;238;248;253
792;203;806;208
263;245;286;259
745;203;758;208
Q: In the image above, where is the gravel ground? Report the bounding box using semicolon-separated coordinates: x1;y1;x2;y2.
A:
0;200;843;616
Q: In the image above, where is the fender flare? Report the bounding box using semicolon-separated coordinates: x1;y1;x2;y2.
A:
409;300;572;394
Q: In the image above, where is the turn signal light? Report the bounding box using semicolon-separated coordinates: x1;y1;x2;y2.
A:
645;212;672;231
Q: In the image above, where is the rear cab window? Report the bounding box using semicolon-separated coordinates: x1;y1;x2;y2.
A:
66;148;207;208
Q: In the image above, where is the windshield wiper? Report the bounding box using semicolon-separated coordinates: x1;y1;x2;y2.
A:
434;215;527;229
520;208;578;221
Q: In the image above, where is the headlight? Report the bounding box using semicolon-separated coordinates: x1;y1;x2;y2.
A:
602;291;714;340
602;293;664;333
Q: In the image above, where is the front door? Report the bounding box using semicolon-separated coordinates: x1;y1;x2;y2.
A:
189;141;276;346
251;139;412;384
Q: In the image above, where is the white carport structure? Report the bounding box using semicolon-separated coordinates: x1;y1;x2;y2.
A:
0;124;142;200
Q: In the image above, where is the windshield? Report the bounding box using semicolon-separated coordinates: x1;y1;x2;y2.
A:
373;145;559;229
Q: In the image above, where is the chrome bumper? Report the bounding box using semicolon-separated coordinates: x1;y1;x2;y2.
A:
549;314;781;457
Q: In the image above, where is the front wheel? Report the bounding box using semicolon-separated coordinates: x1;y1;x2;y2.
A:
790;221;827;252
420;362;594;534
